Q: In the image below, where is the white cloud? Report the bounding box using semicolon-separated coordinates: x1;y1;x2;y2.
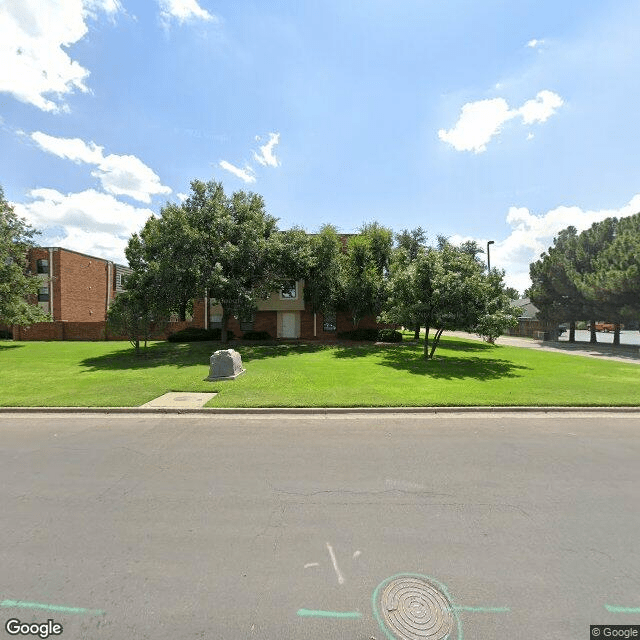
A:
517;90;564;124
526;39;545;49
219;160;256;183
176;192;188;202
451;194;640;293
31;131;171;203
438;90;564;153
13;188;155;264
438;98;514;153
158;0;216;24
93;154;171;202
31;131;104;164
253;132;281;167
0;0;120;112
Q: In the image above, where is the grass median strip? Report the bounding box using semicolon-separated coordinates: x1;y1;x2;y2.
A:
1;336;639;407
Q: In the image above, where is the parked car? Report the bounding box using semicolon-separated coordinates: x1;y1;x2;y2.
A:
587;322;623;332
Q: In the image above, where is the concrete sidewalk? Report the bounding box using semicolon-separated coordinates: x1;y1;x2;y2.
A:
445;331;640;365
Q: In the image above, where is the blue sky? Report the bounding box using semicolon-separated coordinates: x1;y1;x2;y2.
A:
2;0;640;293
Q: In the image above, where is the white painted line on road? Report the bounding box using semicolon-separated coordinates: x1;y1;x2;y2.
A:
304;562;320;569
326;542;345;585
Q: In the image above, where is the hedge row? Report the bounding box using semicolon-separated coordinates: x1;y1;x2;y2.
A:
167;326;401;343
167;327;236;342
167;327;274;342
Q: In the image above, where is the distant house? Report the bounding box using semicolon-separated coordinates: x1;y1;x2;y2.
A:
504;297;543;338
26;247;131;322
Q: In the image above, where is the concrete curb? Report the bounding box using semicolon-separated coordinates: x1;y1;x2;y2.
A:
1;406;640;415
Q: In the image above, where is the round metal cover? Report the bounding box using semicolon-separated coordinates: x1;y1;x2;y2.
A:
379;575;454;640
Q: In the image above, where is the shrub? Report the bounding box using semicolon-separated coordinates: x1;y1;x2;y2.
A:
378;329;402;342
0;329;13;339
167;327;235;342
242;330;272;341
336;328;380;341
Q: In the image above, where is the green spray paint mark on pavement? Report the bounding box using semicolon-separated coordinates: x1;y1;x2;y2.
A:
297;608;362;618
1;600;105;616
453;606;510;613
605;604;640;613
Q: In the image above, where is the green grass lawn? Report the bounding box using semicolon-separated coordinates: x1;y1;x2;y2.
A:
2;335;639;407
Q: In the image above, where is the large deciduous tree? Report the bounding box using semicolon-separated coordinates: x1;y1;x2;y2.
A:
382;240;518;359
340;222;393;327
125;180;312;342
303;224;343;316
106;276;167;354
0;186;50;327
126;203;200;321
390;227;428;339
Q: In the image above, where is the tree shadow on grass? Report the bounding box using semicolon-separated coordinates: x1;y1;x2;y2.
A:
376;349;530;380
0;342;25;351
437;337;494;352
79;340;335;371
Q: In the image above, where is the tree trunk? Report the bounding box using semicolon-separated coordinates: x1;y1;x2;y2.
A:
179;301;187;322
413;325;420;340
613;324;621;346
569;321;575;343
221;310;230;343
423;325;430;359
429;328;444;359
589;320;598;343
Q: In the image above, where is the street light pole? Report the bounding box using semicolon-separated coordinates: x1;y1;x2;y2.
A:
487;240;495;271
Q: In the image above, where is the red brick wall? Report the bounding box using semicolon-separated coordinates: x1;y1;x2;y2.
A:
25;248;114;322
13;322;105;341
192;299;206;327
13;320;196;341
57;249;110;321
252;311;277;337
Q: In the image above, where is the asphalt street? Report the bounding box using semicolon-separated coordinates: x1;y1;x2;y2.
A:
0;412;639;639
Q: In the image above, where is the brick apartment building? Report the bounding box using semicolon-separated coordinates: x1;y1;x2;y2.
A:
9;240;389;341
26;247;132;322
190;277;388;341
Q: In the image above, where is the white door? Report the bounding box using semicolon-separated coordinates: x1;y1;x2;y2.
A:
281;312;297;338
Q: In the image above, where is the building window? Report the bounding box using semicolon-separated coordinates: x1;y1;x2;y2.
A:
209;314;222;329
280;280;297;299
37;286;49;302
116;273;127;289
323;311;337;332
36;259;49;274
239;311;255;332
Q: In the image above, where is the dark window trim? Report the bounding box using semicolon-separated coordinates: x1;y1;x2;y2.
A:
322;311;337;332
280;280;297;300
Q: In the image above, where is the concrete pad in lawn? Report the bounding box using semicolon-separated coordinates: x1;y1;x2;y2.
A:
140;392;217;408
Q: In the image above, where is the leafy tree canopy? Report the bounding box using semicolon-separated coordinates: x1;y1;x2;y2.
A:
0;186;51;327
125;180;313;342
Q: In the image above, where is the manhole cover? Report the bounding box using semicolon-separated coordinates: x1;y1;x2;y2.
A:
379;575;453;640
